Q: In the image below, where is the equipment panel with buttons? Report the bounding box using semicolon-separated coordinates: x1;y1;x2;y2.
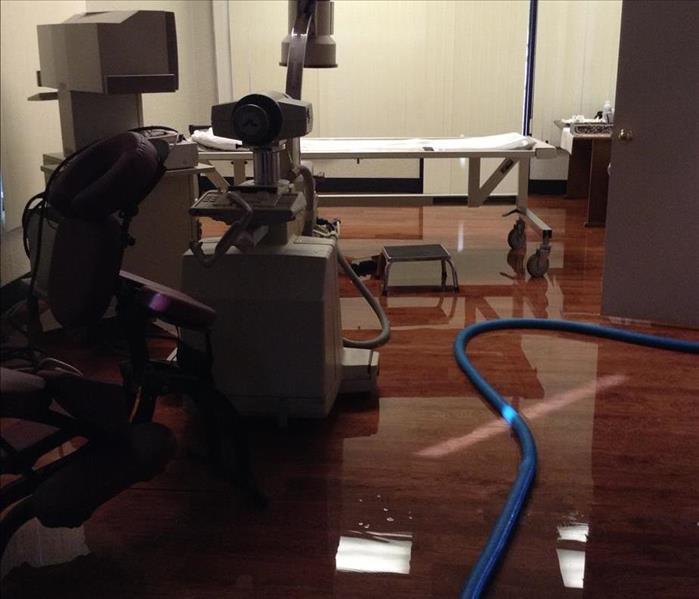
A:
190;189;305;225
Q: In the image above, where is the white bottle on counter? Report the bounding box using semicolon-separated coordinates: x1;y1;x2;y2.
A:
602;100;613;123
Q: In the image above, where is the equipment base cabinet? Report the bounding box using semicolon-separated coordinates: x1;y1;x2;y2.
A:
182;236;377;419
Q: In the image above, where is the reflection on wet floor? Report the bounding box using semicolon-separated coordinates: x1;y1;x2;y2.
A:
416;375;627;459
336;531;413;575
1;520;90;579
3;200;698;598
556;549;585;589
1;442;91;578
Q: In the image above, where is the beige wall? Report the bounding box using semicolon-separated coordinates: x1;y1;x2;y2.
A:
228;0;529;195
0;0;217;285
226;0;622;189
0;0;217;231
530;0;622;179
0;0;86;231
533;0;622;144
0;0;87;285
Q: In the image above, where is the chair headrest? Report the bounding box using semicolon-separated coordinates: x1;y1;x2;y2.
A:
46;132;167;220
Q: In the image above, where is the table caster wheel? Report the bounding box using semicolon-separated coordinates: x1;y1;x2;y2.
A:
527;250;549;277
507;220;526;250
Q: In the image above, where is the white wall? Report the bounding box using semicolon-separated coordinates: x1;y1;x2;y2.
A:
227;0;529;195
530;0;622;180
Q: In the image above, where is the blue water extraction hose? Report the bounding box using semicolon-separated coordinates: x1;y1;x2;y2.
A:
455;318;699;599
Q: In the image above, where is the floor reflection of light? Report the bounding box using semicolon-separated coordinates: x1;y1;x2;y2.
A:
457;222;464;253
416;375;627;458
1;519;90;578
557;522;589;543
336;531;413;575
556;548;585;589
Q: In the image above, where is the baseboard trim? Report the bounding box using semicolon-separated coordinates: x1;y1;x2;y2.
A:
529;179;567;195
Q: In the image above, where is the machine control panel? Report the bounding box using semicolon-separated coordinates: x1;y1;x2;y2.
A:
190;189;305;226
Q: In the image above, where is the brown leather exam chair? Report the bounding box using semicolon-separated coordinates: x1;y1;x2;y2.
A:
1;131;261;563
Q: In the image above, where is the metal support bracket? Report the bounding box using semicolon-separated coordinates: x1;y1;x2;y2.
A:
467;157;517;207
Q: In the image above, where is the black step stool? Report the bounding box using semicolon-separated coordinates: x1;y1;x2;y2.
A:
381;244;459;295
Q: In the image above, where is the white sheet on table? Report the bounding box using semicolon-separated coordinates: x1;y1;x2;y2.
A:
422;133;533;151
192;129;535;153
301;133;533;153
191;127;241;150
300;138;426;152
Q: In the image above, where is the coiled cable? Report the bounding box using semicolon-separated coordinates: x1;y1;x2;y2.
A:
294;163;390;350
337;247;391;349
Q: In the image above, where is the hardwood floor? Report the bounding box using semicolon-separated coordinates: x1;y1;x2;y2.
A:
2;197;698;598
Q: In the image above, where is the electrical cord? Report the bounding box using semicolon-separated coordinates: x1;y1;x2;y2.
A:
293;161;390;350
21;193;47;257
295;163;317;237
189;191;254;267
26;197;48;304
15;136;130;370
455;318;699;598
23;140;98;302
337;247;391;349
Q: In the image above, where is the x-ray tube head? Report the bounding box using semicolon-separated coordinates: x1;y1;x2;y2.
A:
211;91;312;147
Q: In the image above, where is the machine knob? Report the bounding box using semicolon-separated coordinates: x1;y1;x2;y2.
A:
617;128;634;143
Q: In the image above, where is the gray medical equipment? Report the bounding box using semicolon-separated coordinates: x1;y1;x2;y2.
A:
182;0;388;420
184;91;381;418
211;91;313;187
32;11;178;155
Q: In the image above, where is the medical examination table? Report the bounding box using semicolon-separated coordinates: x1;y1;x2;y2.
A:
198;133;557;276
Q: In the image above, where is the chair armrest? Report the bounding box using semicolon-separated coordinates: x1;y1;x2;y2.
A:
119;271;216;330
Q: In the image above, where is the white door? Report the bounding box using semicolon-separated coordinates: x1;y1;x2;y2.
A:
602;0;699;327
